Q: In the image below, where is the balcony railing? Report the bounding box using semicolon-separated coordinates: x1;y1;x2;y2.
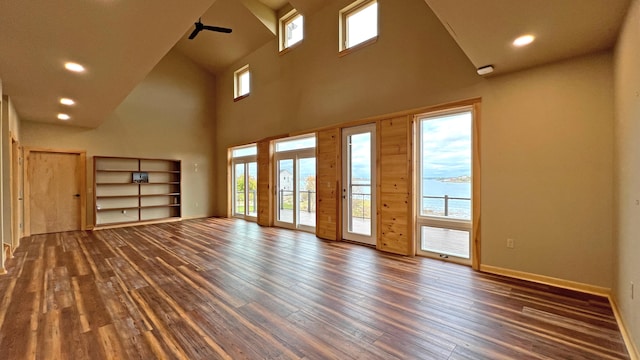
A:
278;189;316;212
240;190;469;220
235;190;257;214
422;195;471;219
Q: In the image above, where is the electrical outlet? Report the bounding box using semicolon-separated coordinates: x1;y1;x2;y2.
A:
506;238;515;249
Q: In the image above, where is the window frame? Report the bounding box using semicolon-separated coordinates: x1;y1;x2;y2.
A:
234;65;251;101
279;9;304;53
415;106;475;265
339;0;378;55
273;134;317;233
230;144;258;220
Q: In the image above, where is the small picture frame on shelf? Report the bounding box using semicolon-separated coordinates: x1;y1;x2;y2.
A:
132;172;149;183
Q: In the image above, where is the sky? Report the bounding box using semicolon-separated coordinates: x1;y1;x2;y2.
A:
275;110;472;183
421;111;472;179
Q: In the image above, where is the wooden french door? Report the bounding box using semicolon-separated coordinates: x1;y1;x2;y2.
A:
25;149;86;235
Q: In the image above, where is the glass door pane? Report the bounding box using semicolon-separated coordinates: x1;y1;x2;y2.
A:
297;157;316;228
418;109;472;263
247;162;257;217
234;163;245;215
277;158;295;225
273;134;316;232
342;124;376;245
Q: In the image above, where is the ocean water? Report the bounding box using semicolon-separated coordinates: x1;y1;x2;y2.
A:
422;178;471;219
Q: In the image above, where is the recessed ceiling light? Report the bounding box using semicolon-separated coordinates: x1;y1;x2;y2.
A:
64;62;85;73
57;113;71;120
60;98;75;106
513;34;535;47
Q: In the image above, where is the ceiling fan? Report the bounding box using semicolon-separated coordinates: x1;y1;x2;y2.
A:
188;18;232;40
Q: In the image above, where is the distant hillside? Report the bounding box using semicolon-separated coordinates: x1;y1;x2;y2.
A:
425;175;471;183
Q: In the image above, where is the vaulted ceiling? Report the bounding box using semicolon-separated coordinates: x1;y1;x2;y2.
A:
0;0;631;128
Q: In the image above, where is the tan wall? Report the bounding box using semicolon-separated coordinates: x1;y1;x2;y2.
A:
20;49;217;226
482;53;614;287
214;0;482;214
614;0;640;355
215;0;614;289
0;87;4;271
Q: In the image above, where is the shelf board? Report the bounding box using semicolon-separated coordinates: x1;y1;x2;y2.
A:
140;193;180;197
97;193;180;199
96;195;138;199
95;182;138;186
140;182;180;185
96;182;180;186
96;206;139;212
97;204;180;212
96;169;137;172
97;169;180;173
94;217;182;228
142;204;181;209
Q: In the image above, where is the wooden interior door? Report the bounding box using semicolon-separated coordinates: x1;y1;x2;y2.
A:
27;150;83;234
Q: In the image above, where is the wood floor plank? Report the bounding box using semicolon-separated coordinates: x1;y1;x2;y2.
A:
0;218;632;359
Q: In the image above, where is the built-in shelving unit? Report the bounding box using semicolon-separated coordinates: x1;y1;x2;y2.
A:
94;156;181;227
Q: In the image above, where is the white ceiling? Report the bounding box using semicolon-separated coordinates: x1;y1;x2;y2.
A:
0;0;632;128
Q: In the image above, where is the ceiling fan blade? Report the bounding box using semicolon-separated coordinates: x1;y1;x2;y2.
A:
202;25;232;34
188;27;201;40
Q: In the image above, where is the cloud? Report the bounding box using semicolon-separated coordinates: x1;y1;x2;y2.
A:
421;112;472;178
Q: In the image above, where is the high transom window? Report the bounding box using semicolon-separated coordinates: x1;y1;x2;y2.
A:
339;0;378;52
280;9;304;51
234;65;250;100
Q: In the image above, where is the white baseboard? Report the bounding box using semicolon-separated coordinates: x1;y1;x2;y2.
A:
610;297;640;360
480;264;640;359
479;264;610;297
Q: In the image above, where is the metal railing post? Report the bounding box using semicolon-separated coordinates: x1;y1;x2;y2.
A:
444;195;449;216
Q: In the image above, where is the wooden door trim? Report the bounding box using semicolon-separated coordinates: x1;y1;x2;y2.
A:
23;147;87;236
10;135;21;252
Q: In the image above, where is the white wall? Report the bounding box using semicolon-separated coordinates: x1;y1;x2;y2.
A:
20;49;218;226
215;0;614;289
614;0;640;355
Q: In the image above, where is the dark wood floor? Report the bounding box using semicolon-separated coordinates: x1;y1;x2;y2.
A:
0;218;630;359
